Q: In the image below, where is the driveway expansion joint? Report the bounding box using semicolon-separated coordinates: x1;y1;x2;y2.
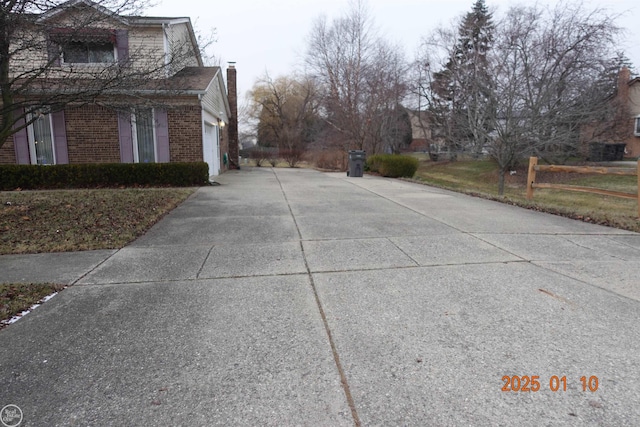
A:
273;168;362;427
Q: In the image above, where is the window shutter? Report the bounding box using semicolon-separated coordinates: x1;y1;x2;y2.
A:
47;39;61;67
155;109;170;162
12;113;30;164
51;110;69;164
118;111;134;163
116;30;129;66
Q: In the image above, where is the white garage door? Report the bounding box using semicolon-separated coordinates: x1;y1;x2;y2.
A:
203;123;221;176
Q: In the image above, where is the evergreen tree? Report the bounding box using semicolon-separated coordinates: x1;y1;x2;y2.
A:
432;0;495;158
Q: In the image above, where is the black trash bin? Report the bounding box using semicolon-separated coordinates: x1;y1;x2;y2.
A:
348;150;366;177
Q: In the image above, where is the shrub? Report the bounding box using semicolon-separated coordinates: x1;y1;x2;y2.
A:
0;162;209;190
281;148;305;168
248;147;278;167
365;154;419;178
366;154;384;173
313;150;347;171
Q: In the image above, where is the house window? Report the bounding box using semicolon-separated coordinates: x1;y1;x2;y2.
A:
27;112;56;165
132;109;157;163
635;117;640;137
63;41;115;64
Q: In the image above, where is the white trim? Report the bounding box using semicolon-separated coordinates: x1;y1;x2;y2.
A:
131;112;139;163
202;109;222;176
48;115;56;165
635;116;640;137
152;112;158;163
132;17;191;26
27;118;36;165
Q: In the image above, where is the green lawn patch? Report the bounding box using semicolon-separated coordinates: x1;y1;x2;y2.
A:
414;159;640;232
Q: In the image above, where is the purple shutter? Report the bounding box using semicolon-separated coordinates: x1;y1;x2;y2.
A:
12;114;30;165
116;30;129;66
51;110;69;164
117;111;134;163
47;39;61;67
155;109;170;162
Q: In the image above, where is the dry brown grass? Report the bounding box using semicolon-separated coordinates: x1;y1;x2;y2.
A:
0;187;195;255
414;158;640;232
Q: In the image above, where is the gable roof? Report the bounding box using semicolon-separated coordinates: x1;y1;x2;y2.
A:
37;0;128;25
168;67;221;92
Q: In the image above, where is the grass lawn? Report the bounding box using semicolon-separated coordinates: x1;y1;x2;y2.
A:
0;283;66;329
0;187;196;255
413;158;640;233
0;187;196;327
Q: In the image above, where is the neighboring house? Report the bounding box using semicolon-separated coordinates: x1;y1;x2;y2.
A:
405;110;446;153
583;67;640;158
406;110;429;152
0;0;239;177
619;68;640;158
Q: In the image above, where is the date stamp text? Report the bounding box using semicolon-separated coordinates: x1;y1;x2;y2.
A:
502;375;599;392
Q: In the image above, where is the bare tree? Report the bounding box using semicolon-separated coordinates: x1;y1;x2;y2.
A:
305;0;408;154
0;0;213;148
248;73;320;166
488;2;622;194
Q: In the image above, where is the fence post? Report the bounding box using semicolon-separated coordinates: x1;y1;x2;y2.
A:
526;157;538;200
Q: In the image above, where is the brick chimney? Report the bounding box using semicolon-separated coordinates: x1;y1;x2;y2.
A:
618;66;631;101
226;62;239;169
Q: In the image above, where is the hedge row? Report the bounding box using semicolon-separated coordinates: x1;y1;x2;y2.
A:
0;162;210;190
366;154;419;178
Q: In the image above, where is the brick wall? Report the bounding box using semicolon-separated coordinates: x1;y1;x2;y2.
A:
226;65;239;168
168;105;203;162
0;138;16;164
1;101;206;165
66;105;121;163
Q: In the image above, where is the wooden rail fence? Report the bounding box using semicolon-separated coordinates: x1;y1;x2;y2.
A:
526;156;640;217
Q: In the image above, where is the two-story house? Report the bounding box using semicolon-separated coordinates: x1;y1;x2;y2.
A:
618;67;640;158
582;67;640;159
0;0;238;177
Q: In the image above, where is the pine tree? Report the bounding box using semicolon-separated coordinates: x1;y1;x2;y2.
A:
432;0;495;159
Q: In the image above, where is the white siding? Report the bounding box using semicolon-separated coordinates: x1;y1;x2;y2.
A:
128;26;166;76
9;8;197;80
201;72;229;123
165;22;199;75
629;85;640;116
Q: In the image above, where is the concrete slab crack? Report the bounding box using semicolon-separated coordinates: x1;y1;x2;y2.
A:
272;168;361;427
196;245;216;279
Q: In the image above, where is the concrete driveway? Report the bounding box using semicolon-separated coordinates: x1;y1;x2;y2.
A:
2;167;640;426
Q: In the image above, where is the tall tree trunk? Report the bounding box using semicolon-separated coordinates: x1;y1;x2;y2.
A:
498;168;506;195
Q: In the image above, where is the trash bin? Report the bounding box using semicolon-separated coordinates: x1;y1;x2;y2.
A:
348;150;366;177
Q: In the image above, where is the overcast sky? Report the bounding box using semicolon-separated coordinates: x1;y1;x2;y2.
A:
147;0;640;104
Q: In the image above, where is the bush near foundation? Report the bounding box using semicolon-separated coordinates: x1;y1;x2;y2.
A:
0;162;209;190
366;154;419;178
